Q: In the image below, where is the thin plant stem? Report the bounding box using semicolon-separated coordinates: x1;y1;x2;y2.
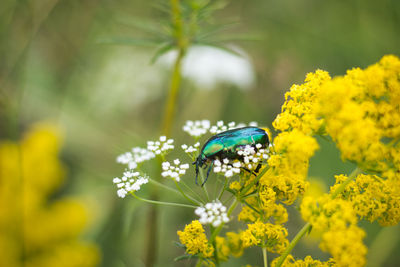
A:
180;180;206;204
149;178;181;195
162;0;187;136
131;192;197;209
217;177;228;200
195;258;203;267
174;181;202;205
330;167;361;199
275;222;311;267
262;247;268;267
275;167;362;267
210;226;220;267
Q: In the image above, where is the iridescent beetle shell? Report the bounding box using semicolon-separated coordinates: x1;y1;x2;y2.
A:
194;126;269;185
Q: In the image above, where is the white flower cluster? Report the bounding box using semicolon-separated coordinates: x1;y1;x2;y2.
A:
181;142;200;154
183;120;210;137
116;147;155;169
147;136;174;155
195;201;230;227
161;159;190;182
113;171;149;198
209;120;229;134
213;158;241;177
237;144;269;169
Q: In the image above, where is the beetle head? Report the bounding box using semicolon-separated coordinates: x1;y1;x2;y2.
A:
193;154;207;185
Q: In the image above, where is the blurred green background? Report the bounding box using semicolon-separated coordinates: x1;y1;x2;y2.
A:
1;0;399;266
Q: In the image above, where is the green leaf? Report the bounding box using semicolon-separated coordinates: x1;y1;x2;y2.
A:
194;42;244;57
173;241;186;248
242;199;261;214
116;17;170;38
150;42;175;64
174;254;198;261
96;37;165;47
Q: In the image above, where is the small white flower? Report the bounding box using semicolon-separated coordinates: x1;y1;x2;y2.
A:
210;120;228;134
161;159;189;182
195;200;229;227
182;142;200;155
183;120;211;137
116;147;155;169
147;136;174;154
213;158;242;178
113;173;149;198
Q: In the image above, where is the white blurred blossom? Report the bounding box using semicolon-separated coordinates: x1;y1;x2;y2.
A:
195;201;230;227
183;120;210;137
159;45;255;90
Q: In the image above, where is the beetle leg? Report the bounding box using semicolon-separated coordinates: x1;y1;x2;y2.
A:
195;167;199;185
255;163;262;173
202;161;214;186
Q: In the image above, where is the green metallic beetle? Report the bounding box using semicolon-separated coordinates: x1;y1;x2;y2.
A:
194;126;270;185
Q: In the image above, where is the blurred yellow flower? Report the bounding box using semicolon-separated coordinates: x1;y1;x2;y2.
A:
300;194;367;266
0;123;99;267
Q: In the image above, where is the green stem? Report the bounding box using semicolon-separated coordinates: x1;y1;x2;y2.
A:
180;180;206;204
330;167;361;199
262;247;268;267
217;177;228;200
210;226;220;267
275;167;362;267
149;178;180;195
174;181;202;205
275;222;311;267
131;192;197;209
195;258;203;267
162;0;187;136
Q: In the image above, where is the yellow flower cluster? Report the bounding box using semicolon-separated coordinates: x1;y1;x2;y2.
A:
318;55;400;172
273;70;331;134
0;123;99;267
301;195;367;266
271;255;335;267
331;174;400;226
177;220;214;258
260;130;319;205
241;220;288;253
